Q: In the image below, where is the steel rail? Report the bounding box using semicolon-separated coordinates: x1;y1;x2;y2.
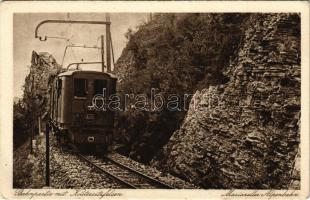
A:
105;156;175;189
77;154;137;189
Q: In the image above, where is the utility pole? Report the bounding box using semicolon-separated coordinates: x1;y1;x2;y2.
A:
30;74;34;154
45;122;50;186
106;13;111;73
101;35;105;72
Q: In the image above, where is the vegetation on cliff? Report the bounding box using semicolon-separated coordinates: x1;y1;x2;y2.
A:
115;13;249;163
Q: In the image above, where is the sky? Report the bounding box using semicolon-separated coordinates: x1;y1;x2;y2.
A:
13;13;148;97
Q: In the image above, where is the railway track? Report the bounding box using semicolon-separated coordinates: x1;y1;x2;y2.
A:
77;154;175;189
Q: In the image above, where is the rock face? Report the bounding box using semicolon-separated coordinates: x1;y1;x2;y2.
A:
14;51;62;149
152;14;300;189
115;14;248;163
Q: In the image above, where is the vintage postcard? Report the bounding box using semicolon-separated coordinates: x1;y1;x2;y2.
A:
0;1;309;199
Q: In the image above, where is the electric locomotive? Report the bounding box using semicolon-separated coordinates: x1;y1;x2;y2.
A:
49;68;117;152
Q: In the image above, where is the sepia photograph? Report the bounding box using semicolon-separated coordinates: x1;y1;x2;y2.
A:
0;1;309;199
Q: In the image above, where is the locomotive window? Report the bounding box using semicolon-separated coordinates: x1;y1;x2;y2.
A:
74;78;87;97
57;79;62;97
94;79;107;95
110;79;116;94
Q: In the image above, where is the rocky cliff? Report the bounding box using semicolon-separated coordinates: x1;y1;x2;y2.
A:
152;13;301;189
14;51;62;149
115;14;248;163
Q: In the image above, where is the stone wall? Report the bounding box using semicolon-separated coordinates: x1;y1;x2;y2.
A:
152;13;301;189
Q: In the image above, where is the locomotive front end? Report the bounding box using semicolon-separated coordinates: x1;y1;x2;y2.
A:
51;70;117;152
70;71;116;152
